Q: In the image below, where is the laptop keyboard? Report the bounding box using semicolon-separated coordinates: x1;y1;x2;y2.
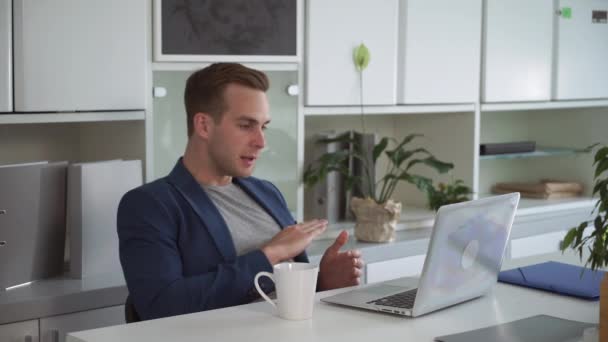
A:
367;288;418;309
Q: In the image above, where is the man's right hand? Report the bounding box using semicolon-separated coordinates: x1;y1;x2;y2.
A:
261;219;328;265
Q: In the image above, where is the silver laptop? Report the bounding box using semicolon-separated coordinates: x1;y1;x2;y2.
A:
321;193;520;317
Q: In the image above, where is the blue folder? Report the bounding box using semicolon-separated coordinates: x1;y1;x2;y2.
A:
498;261;605;300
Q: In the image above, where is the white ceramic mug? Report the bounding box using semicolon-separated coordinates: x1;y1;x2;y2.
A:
254;262;319;320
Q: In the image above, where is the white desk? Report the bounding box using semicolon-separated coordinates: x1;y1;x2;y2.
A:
67;251;599;342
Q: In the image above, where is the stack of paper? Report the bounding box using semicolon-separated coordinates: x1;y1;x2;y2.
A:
0;161;67;289
492;179;583;199
68;159;142;279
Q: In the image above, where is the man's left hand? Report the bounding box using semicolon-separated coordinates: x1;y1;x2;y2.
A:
318;230;364;291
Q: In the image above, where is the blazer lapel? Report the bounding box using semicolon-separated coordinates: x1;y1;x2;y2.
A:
167;159;236;260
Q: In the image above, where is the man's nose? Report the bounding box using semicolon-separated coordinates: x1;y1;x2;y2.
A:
252;128;265;149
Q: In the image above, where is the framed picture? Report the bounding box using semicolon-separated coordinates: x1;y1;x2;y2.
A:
153;0;300;62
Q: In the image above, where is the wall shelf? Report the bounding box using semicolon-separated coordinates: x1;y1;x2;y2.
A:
314;206;435;241
304;104;475;116
0;111;145;124
481;99;608;112
478;194;596;217
479;147;585;160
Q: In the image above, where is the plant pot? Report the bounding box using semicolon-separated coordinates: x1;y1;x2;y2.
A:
601;272;608;341
350;197;402;243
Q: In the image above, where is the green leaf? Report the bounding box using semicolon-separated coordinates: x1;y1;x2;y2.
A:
595;158;608;179
594;146;608;164
401;174;434;192
574;221;588;247
316;135;356;145
595;215;603;230
387;149;425;168
592;179;607;196
373;137;389;163
353;43;371;71
560;228;577;250
581;143;600;153
406;156;454;173
395;134;423;150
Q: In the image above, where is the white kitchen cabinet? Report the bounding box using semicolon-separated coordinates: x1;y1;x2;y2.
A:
554;0;608;100
0;319;39;342
40;306;124;342
397;0;482;104
0;0;11;112
366;254;426;284
482;0;554;102
13;0;147;112
305;0;399;106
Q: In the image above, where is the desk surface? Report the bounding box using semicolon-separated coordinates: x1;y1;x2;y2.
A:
67;251;599;342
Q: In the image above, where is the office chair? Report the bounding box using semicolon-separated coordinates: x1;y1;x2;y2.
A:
125;295;141;323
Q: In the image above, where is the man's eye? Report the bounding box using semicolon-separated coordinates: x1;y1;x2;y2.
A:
262;125;268;131
239;124;251;129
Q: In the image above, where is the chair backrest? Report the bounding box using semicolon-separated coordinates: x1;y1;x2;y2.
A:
125;295;141;323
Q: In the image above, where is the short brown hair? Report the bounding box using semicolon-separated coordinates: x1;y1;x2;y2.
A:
184;63;269;136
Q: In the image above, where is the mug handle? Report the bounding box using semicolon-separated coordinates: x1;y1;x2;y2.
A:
254;272;277;309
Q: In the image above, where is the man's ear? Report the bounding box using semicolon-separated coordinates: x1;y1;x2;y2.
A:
192;112;214;139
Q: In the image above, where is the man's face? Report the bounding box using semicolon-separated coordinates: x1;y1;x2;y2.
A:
206;84;270;178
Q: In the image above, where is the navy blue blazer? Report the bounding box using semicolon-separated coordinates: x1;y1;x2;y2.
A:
117;158;308;320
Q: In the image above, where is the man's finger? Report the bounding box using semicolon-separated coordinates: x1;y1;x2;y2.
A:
326;230;349;254
304;222;327;234
299;219;327;233
308;224;327;238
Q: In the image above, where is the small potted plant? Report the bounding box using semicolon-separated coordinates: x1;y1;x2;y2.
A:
560;144;608;341
304;42;466;242
304;133;454;242
426;179;472;211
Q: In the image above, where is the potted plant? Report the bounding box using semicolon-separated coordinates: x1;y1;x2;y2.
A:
560;144;608;340
304;133;454;242
426;179;472;211
304;43;464;242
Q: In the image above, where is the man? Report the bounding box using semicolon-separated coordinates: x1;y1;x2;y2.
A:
118;63;364;321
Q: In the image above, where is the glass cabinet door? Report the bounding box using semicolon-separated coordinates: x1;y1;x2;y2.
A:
152;70;299;213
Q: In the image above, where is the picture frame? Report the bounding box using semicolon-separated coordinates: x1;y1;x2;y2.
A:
153;0;301;62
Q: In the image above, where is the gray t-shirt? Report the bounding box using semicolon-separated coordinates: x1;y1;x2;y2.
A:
202;182;282;256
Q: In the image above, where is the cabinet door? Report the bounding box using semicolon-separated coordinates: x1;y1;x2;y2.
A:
482;0;554;102
306;0;399;106
0;0;11;112
554;0;608;100
397;0;482;104
366;255;426;284
40;305;124;342
13;0;146;112
155;0;298;62
0;319;39;342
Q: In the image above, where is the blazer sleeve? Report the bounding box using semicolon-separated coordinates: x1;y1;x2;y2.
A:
117;187;274;320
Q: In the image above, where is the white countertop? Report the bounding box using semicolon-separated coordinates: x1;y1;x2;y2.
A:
67;251;600;342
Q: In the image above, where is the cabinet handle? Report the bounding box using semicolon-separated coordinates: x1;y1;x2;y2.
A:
285;84;299;96
24;336;33;342
0;209;6;214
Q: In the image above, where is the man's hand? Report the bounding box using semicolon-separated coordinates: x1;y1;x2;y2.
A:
318;230;364;291
262;219;327;265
